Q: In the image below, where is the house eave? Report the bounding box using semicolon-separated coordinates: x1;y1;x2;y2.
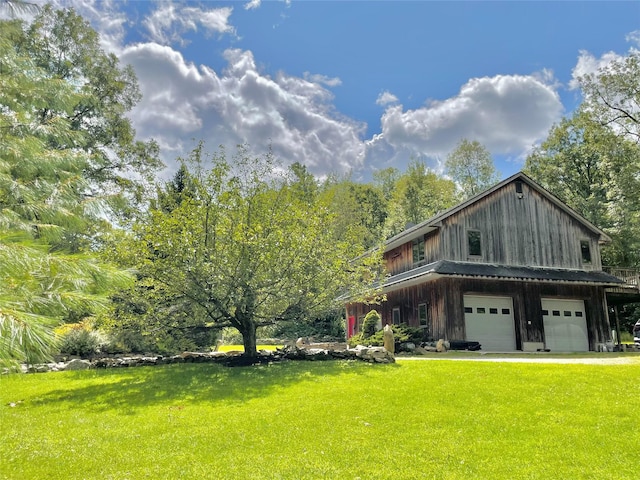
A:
377;260;624;296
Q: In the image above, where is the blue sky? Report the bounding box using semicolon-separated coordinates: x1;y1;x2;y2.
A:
25;1;640;181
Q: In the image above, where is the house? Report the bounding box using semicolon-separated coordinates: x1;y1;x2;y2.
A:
346;172;629;352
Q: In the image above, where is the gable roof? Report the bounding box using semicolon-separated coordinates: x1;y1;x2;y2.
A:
384;172;611;252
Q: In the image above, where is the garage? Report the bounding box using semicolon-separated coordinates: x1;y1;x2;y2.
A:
463;295;516;351
541;298;588;352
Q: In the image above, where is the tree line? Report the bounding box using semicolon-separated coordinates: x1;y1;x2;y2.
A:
1;6;639;365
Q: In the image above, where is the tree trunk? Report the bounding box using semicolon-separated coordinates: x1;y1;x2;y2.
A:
240;323;258;358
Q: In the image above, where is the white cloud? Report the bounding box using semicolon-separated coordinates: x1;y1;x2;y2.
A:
376;91;399;106
364;74;563;172
122;44;366;177
143;2;235;46
569;49;625;90
244;0;261;11
43;1;567;180
626;30;640;47
303;72;342;87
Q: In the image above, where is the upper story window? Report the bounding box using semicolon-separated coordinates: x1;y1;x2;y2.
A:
580;240;592;264
412;237;425;263
467;230;482;257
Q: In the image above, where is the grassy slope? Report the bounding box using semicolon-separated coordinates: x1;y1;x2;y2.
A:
1;359;640;479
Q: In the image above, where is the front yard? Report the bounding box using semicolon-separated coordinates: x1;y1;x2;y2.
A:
2;357;640;479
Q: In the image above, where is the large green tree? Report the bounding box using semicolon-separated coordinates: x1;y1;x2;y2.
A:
320;178;387;250
445;139;500;199
383;159;458;238
525;109;640;266
14;5;162;221
578;51;640;142
0;19;134;365
121;145;383;357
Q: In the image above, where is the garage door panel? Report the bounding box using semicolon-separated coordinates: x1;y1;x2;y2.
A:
464;295;516;352
542;298;588;352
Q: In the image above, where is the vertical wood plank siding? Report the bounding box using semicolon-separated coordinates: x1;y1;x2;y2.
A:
350;178;611;351
349;279;610;350
438;182;601;269
385;230;440;275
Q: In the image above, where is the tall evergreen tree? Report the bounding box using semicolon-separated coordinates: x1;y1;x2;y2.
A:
0;9;154;366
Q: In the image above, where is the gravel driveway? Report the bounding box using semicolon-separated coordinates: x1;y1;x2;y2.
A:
397;355;640;365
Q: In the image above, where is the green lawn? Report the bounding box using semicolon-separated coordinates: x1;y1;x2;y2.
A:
2;358;640;479
217;344;281;352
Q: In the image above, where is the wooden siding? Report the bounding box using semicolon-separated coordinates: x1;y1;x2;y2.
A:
348;278;611;351
385;229;440;276
438;181;602;269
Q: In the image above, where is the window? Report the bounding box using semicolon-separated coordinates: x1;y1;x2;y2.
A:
580;240;592;264
489;308;498;314
418;303;428;327
418;303;430;338
515;181;523;194
412;237;425;263
392;307;401;326
467;230;482;257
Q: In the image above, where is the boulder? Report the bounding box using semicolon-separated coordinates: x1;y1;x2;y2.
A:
400;342;416;352
63;359;92;371
383;324;395;354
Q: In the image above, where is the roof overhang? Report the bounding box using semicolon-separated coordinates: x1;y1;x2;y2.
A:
381;260;625;294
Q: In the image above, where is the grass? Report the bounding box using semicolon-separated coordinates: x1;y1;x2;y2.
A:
217;344;281;352
2;358;640;479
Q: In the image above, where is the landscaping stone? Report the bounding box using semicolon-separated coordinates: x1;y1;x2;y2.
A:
64;359;92;370
383;324;395;354
11;341;402;374
400;342;416;352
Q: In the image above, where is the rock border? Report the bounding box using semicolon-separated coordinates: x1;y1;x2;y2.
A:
10;344;395;374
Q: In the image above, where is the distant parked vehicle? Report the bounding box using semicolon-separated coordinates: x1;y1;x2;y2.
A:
634;320;640;346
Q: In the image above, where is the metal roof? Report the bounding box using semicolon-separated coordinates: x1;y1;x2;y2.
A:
383;260;624;292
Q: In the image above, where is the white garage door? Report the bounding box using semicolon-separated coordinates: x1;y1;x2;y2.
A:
541;298;588;352
464;295;516;351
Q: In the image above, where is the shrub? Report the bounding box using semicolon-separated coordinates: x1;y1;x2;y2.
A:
348;323;424;348
58;325;107;356
100;330;151;354
361;310;381;338
270;309;346;340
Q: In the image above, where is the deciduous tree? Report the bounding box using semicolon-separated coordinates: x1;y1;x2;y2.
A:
445;139;500;199
383;159;457;238
122;145;383;357
578;51;640;142
525;109;640;266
